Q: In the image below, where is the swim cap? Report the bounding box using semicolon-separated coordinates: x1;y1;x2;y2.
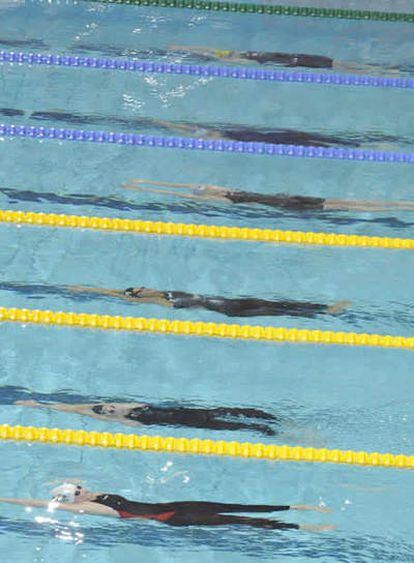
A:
214;49;232;58
51;483;82;503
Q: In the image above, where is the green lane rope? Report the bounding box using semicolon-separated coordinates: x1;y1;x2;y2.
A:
79;0;414;23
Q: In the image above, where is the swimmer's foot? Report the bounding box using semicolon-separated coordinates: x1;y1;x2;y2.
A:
291;504;331;513
327;300;351;315
300;524;336;533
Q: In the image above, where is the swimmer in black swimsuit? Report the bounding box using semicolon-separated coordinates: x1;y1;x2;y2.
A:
169;45;407;75
15;400;281;436
123;179;414;212
26;109;404;148
0;483;334;531
69;285;350;319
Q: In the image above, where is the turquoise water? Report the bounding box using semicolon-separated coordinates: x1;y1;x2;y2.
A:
0;3;414;562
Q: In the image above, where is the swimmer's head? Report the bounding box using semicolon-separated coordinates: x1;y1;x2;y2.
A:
51;483;85;504
214;49;232;58
124;287;146;298
91;404;118;416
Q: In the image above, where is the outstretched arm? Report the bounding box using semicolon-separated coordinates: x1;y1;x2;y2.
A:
67;285;126;298
0;497;119;517
122;184;202;200
169;45;222;56
126;179;198;189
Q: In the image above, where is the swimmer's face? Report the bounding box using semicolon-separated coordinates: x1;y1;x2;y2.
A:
92;403;119;416
124;287;158;298
124;287;146;298
51;484;89;504
92;403;133;417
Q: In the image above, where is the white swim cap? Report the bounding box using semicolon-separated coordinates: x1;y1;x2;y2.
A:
51;483;82;503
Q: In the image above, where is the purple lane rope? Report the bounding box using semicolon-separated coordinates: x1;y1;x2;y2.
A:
1;50;414;90
1;123;414;163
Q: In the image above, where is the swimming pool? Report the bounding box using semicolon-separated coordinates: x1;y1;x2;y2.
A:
0;1;414;561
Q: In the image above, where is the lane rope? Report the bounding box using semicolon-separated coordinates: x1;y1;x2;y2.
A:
1;305;413;350
1;123;414;164
72;0;414;23
1;423;413;468
0;209;413;250
2;50;414;90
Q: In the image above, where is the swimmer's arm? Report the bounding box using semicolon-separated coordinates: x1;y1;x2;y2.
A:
14;400;96;414
169;45;220;56
67;285;126;299
152;119;191;132
126;179;200;189
0;498;119;517
122;184;203;200
67;285;172;306
168;45;243;63
67;286;162;305
124;180;231;200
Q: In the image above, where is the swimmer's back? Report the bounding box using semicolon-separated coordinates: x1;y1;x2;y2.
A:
240;51;334;69
225;191;325;210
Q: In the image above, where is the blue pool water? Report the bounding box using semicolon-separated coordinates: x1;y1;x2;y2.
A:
0;2;414;562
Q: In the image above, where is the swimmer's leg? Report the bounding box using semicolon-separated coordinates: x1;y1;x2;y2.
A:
167;512;301;529
211;407;280;421
168;501;330;514
332;60;401;76
168;501;291;514
193;417;277;436
323;199;414;212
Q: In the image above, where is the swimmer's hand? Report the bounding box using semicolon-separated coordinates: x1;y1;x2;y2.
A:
14;400;41;407
300;524;336;533
291;504;331;513
327;300;351;315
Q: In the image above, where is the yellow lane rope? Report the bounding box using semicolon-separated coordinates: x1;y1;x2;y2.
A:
0;209;413;250
1;424;412;469
1;306;413;349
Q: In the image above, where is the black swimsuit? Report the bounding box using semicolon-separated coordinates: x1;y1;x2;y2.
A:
92;494;299;529
123;405;279;435
225;191;325;210
165;291;328;318
241;51;334;69
222;127;358;147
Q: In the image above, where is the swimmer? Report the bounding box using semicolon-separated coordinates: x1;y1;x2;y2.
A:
15;400;281;436
170;45;335;69
123;179;414;212
0;483;334;531
153;118;361;147
26;109;405;148
24;109;377;148
68;285;350;319
169;45;405;75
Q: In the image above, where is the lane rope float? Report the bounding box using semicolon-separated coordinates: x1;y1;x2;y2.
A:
66;0;414;23
1;305;413;350
0;209;413;250
1;123;414;164
1;423;413;469
2;50;414;90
